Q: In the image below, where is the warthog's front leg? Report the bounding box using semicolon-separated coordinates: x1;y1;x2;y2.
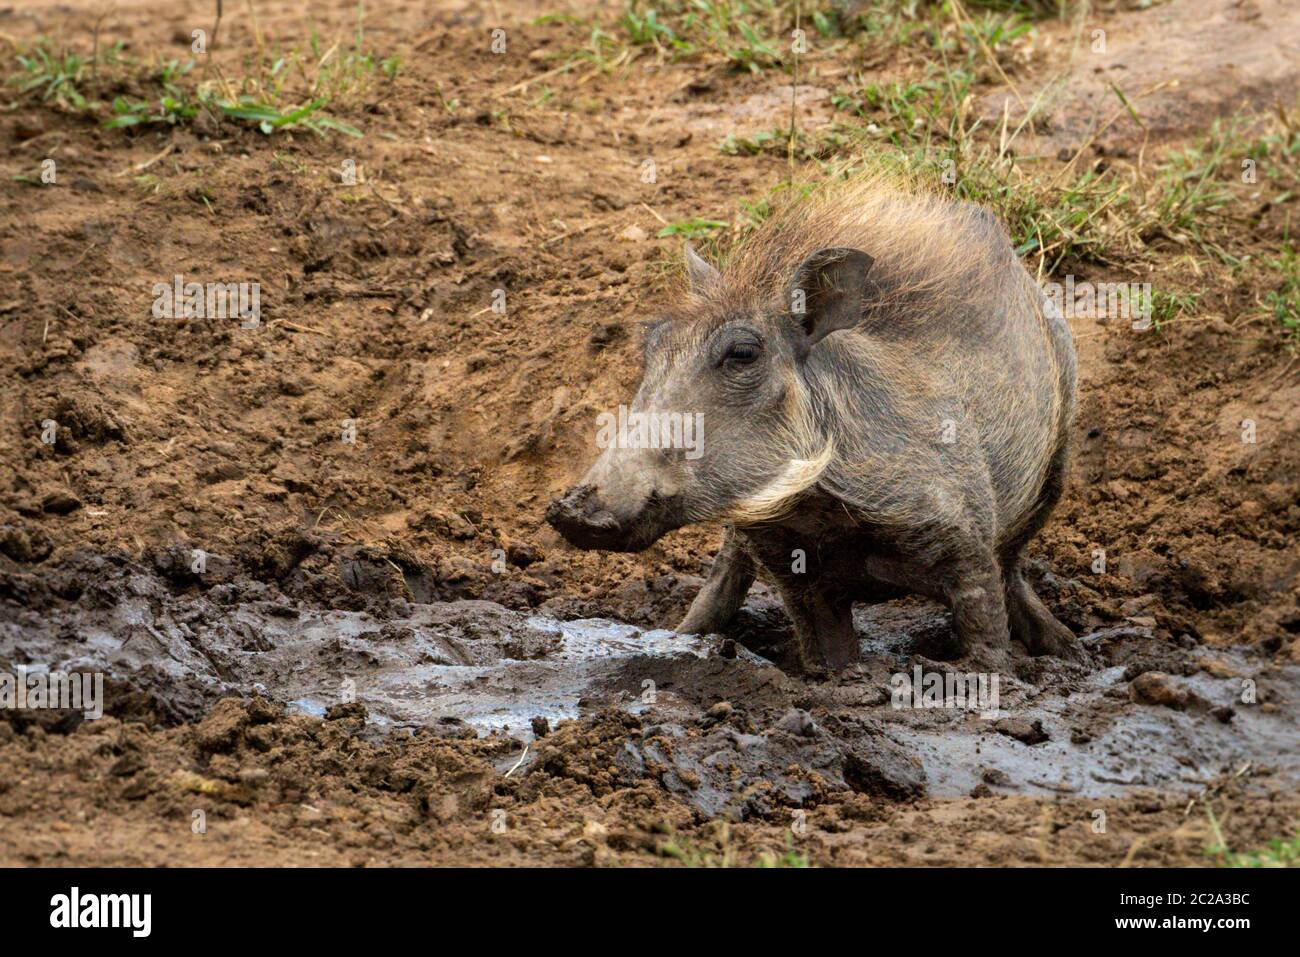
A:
777;579;857;672
676;526;757;635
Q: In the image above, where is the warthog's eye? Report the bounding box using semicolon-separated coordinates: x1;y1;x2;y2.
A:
723;341;760;365
715;329;764;369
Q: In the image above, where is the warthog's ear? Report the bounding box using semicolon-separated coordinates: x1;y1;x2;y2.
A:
788;246;875;347
684;243;721;296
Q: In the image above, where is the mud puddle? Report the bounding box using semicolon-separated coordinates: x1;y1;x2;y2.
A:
891;656;1300;799
849;601;1299;799
3;554;1295;812
277;612;767;735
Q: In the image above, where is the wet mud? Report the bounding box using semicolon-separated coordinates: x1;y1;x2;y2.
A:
4;552;1296;819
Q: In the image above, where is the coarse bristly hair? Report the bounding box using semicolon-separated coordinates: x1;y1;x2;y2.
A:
722;372;835;525
684;170;1015;321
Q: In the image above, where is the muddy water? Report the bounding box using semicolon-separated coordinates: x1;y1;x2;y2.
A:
2;558;1296;804
855;602;1300;798
895;659;1300;798
278;613;755;733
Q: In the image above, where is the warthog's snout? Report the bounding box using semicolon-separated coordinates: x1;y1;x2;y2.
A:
545;480;682;553
545;484;626;550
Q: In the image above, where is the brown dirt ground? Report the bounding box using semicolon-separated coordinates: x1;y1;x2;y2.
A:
0;0;1297;866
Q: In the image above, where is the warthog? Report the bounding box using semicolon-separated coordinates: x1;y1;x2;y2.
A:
546;176;1085;671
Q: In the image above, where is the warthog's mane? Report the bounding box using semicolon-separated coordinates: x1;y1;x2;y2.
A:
682;171;1015;324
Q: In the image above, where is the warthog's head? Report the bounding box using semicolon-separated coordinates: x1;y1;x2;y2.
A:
546;243;873;552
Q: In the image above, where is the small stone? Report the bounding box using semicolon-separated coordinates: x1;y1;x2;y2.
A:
41;491;82;515
774;708;817;738
981;767;1011;786
1129;671;1188;710
530;716;550;738
706;701;733;720
506;541;542;568
617;224;648;242
1199;657;1240;679
992;716;1049;745
701;701;734;726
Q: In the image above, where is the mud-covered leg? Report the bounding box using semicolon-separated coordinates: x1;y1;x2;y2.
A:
676;526;757;634
1004;565;1086;662
942;550;1013;671
998;443;1086;662
777;581;857;672
739;530;858;671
